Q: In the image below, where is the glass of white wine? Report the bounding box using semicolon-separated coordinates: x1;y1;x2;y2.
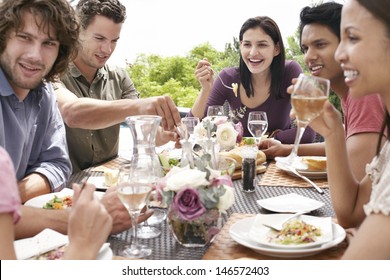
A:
116;164;153;258
276;73;330;168
247;111;268;146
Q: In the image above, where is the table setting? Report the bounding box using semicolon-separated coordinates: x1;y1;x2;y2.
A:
60;79;348;260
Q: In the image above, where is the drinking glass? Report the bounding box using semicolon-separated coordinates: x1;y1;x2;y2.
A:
247;111;268;145
116;163;153;258
207;105;225;120
276;73;330;168
181;116;199;141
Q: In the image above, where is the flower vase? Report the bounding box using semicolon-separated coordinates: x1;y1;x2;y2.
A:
167;206;221;247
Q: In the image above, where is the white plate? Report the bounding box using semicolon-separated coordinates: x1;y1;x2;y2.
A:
14;228;112;260
248;214;333;249
275;161;327;179
87;176;109;190
229;216;346;258
24;188;104;208
24;188;74;208
256;193;325;213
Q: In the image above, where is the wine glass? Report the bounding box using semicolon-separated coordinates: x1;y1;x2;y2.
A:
247;111;268;146
116;164;152;258
207;105;225;120
131;154;162;239
276;73;330;168
181;116;199;141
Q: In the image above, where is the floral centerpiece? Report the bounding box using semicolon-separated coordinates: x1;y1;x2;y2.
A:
155;161;235;247
194;116;243;151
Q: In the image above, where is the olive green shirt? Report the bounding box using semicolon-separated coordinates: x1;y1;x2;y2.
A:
55;63;139;173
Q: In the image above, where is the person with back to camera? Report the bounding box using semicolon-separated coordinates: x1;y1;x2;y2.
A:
308;0;390;259
0;146;112;260
260;2;386;186
189;16;316;144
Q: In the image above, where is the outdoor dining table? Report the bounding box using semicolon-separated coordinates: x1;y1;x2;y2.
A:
67;157;347;260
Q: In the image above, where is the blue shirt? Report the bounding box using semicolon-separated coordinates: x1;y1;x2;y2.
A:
0;67;72;192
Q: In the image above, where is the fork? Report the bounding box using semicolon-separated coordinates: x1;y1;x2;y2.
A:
211;67;234;90
262;210;307;231
283;163;324;195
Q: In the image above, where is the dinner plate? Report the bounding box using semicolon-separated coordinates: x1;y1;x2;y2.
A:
275;161;327;179
256;193;325;213
14;228;112;260
87;176;110;190
24;188;104;208
229;216;346;258
247;214;333;249
24;188;74;208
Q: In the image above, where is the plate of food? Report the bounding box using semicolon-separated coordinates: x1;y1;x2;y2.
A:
256;193;325;213
24;188;104;209
275;156;327;179
229;216;345;258
14;228;112;260
247;214;333;249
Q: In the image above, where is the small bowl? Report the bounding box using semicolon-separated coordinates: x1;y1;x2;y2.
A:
216;156;237;177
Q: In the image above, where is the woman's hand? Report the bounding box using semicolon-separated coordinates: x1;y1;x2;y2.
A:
287;78;343;140
64;183;112;259
195;58;213;91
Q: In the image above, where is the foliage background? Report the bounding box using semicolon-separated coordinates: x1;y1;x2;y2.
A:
127;32;342;113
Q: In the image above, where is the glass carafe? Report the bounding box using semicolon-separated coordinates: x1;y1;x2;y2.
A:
125;115;163;239
125;115;163;179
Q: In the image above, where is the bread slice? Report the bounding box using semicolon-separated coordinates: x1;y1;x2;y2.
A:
302;157;327;171
219;146;266;169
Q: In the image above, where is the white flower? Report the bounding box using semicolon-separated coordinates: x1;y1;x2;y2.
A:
165;167;209;192
194;122;208;138
215;122;238;150
217;186;235;212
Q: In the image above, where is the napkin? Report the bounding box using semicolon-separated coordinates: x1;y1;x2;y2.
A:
14;228;111;260
14;228;68;260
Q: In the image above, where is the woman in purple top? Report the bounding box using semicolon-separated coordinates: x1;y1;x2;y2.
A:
190;16;315;144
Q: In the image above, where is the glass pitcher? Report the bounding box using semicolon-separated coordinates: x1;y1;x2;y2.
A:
125;115;163;180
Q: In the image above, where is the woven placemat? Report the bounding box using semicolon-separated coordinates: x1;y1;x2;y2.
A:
90;157;130;172
259;162;328;188
202;213;346;260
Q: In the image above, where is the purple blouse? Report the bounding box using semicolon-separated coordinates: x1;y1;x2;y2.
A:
189;60;316;144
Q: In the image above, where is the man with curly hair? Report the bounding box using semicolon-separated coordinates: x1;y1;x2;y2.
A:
54;0;181;172
0;0;79;202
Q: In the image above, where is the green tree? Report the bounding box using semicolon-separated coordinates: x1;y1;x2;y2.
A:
127;41;239;107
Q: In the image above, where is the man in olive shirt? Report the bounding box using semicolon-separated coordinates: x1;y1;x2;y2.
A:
55;0;180;172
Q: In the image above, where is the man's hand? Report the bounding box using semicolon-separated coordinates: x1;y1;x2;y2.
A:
137;96;181;131
100;186;153;235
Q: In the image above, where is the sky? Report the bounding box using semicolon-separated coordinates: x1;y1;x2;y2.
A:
107;0;345;67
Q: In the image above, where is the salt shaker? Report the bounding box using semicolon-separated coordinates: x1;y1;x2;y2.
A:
241;146;258;192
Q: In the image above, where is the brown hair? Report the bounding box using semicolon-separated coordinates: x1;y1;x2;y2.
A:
76;0;126;30
0;0;79;82
238;16;286;99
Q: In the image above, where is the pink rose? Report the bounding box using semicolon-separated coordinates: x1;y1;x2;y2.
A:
171;188;206;221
